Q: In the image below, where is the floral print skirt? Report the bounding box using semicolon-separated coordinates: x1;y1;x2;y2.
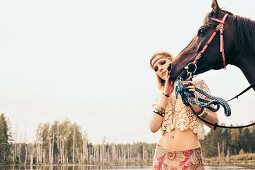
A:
152;144;204;170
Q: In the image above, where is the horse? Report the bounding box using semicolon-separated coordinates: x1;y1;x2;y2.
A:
169;0;255;90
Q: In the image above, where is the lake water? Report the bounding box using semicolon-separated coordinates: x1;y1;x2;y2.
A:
2;165;255;170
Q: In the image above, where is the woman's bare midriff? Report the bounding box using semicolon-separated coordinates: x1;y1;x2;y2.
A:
158;128;201;151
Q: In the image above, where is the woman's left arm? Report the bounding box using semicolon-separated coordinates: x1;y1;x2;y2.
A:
184;80;219;129
190;104;219;129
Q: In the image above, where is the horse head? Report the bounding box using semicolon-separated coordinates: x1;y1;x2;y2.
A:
169;0;237;82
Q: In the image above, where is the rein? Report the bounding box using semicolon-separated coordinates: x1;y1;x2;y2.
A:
227;82;255;102
176;69;255;129
176;78;255;129
175;80;230;116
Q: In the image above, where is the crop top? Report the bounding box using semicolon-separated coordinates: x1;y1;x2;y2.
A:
153;79;211;140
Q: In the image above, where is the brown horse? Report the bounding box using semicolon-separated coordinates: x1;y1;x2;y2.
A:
169;0;255;90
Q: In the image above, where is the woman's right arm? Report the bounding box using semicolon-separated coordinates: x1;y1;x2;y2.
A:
149;76;174;133
149;95;169;133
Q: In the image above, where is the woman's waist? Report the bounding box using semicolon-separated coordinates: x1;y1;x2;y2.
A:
158;129;200;151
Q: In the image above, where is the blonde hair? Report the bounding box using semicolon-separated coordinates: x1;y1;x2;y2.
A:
150;52;174;90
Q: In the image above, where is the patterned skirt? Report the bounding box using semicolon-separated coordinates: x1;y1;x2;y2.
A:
152;144;204;170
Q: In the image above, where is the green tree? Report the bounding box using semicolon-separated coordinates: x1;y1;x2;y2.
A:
240;128;252;153
35;119;85;164
229;128;241;154
0;113;12;164
249;122;255;152
201;129;220;157
216;128;231;156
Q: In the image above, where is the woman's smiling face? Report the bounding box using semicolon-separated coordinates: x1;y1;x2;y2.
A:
151;54;172;81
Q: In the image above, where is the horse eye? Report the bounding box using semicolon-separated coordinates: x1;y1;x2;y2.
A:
197;28;206;36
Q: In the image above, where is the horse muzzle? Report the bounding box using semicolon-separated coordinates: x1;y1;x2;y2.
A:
168;65;188;82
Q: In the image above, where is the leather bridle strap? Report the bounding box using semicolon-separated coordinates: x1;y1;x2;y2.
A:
192;13;229;69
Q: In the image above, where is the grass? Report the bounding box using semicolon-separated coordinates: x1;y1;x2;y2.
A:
204;153;255;168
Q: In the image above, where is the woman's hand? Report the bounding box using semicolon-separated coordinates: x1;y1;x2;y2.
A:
163;75;174;95
182;80;195;92
182;80;204;113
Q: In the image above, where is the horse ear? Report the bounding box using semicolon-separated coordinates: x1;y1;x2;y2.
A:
211;0;221;14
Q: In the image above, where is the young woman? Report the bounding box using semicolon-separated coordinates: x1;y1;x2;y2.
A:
149;52;219;170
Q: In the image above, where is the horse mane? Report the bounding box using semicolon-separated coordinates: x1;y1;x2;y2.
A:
234;15;255;57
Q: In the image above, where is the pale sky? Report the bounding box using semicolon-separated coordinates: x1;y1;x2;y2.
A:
0;0;254;144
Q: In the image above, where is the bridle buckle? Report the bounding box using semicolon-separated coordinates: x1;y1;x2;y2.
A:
184;62;197;80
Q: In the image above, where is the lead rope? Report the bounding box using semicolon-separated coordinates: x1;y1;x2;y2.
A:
175;79;231;117
175;67;255;129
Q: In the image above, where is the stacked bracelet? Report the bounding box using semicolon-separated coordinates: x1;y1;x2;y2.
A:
162;92;170;97
198;110;209;119
153;106;165;117
195;108;204;115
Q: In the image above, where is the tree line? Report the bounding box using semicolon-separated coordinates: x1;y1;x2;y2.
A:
0;113;155;165
201;124;255;157
1;113;255;165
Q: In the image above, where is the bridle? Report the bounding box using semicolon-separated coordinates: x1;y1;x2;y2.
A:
183;12;255;92
170;13;229;80
177;13;255;129
194;13;228;69
183;12;255;96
